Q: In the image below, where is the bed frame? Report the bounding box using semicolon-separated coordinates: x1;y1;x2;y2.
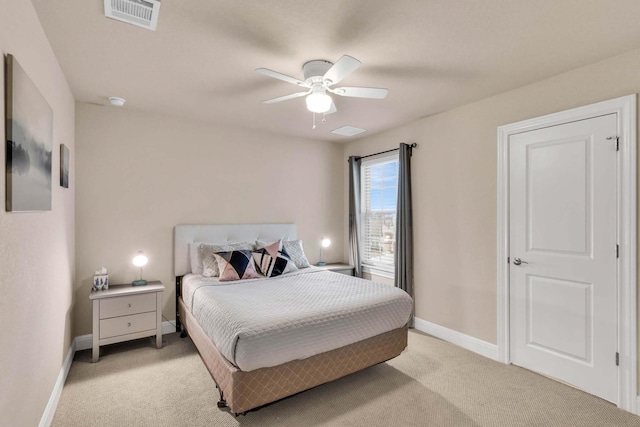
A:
174;224;408;415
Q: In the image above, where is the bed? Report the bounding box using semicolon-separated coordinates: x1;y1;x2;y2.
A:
174;224;412;415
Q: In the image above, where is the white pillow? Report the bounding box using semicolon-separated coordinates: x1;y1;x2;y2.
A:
189;242;205;275
256;239;310;269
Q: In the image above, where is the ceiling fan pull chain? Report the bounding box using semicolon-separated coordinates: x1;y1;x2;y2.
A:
322;112;327;124
312;112;316;129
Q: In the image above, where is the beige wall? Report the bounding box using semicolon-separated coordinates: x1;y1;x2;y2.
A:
0;1;76;426
74;103;344;336
344;47;640;345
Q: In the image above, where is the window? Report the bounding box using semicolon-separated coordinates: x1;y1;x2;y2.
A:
361;154;399;272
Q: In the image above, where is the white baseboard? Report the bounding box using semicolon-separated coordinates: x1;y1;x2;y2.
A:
413;317;499;361
39;320;179;426
74;333;92;351
38;339;76;427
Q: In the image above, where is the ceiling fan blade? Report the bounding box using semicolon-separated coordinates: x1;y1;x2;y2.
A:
323;55;361;85
263;91;309;104
325;101;337;115
256;68;309;87
332;86;388;99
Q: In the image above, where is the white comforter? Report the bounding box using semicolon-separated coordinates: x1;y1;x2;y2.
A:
182;268;413;371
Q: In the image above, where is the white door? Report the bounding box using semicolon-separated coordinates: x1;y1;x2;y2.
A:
509;113;618;403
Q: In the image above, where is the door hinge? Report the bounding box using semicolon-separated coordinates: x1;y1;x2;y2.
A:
616;352;620;366
607;136;620;151
507;257;510;264
616;244;619;258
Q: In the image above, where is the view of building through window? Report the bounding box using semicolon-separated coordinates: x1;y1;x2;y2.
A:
361;156;398;269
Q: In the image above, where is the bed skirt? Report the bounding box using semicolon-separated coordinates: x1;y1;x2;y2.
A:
178;297;408;414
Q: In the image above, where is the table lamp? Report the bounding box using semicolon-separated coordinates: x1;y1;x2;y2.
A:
132;251;148;286
317;237;331;266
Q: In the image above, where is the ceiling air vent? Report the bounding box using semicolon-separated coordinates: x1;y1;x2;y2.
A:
104;0;161;31
331;125;366;137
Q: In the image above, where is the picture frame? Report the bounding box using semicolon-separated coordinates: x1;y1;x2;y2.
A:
60;144;69;188
5;54;53;212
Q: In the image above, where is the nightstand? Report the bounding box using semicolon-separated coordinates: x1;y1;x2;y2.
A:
90;281;164;362
315;263;355;276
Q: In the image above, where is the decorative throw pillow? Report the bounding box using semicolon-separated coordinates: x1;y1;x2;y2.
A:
283;240;311;269
214;250;259;282
257;239;310;269
201;242;254;277
190;242;206;275
252;240;298;278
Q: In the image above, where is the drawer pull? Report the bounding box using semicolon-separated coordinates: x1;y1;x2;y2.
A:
128;303;132;308
127;322;131;327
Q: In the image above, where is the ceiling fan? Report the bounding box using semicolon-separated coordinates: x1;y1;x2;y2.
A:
255;55;388;116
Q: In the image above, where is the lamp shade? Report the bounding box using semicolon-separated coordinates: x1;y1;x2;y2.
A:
132;251;148;267
306;91;332;113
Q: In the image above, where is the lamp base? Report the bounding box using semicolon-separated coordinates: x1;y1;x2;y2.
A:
132;279;148;286
316;261;327;266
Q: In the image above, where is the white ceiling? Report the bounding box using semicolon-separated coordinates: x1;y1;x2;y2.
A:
31;0;640;143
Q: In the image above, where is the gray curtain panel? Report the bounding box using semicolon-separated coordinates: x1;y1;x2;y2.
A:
395;143;414;325
348;156;363;278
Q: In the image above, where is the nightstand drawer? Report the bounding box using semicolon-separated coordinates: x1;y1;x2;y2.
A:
100;293;156;319
331;268;354;276
99;312;157;339
316;264;355;276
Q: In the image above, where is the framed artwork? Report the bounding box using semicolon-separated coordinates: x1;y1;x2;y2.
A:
60;144;69;188
5;54;53;212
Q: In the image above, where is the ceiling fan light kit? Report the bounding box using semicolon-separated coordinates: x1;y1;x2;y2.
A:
256;55;388;128
306;87;332;113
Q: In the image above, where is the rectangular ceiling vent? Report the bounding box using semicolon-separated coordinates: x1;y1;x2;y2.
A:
104;0;161;31
331;125;367;137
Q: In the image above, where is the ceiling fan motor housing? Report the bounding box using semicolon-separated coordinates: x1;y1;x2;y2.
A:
302;60;334;85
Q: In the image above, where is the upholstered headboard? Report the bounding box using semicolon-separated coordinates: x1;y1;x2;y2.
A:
173;223;297;277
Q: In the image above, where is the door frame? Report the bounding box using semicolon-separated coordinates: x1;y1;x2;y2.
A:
497;94;637;412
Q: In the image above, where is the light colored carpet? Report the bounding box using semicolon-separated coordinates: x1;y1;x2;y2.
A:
52;331;640;426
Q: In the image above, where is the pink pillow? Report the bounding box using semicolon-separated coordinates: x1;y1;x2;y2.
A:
213;250;260;282
252;239;298;277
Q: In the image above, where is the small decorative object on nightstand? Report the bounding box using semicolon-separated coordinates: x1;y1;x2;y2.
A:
93;266;109;291
90;281;164;362
316;237;331;266
132;251;148;286
315;263;355;276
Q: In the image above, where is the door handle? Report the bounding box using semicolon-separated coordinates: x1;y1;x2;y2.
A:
513;257;528;266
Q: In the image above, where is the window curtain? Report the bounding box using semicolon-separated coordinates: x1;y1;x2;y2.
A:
395;143;414;326
348;156;363;278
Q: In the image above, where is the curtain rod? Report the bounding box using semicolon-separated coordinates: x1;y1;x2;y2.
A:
351;142;418;162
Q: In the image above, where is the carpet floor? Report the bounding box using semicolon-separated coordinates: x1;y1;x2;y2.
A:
52;331;640;426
